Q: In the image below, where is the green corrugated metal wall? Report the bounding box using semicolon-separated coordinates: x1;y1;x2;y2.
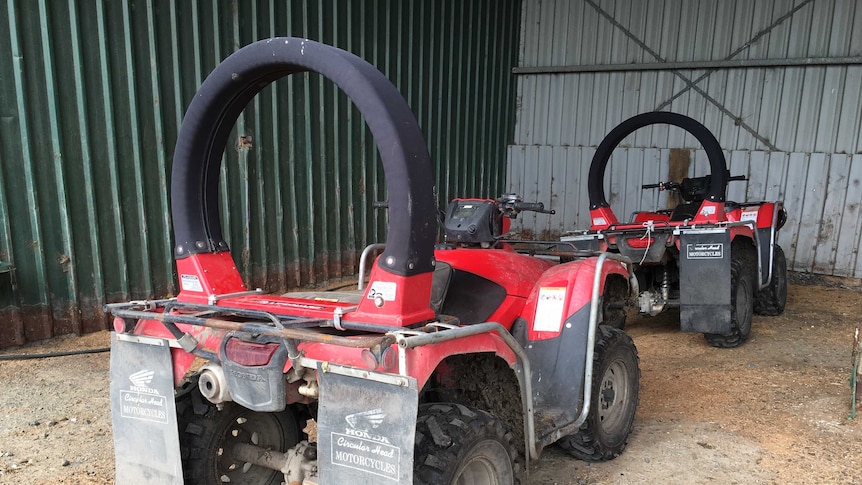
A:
0;0;522;347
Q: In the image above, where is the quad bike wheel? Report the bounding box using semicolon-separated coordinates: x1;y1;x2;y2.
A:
754;244;787;316
414;403;520;485
558;326;640;461
175;379;300;484
704;250;754;348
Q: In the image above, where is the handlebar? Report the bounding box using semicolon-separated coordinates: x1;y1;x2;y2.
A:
641;181;680;191
642;174;746;192
495;194;556;217
513;201;555;214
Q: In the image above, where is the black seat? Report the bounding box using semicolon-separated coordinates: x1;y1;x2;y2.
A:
669;201;701;221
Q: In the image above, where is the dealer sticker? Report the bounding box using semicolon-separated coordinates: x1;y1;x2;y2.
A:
331;409;400;481
119;369;169;424
686;243;724;259
317;368;417;483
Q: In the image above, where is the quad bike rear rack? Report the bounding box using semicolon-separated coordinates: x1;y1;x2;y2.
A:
566;214;782;290
108;252;633;464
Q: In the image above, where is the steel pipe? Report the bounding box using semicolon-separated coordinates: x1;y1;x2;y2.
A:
513;56;862;75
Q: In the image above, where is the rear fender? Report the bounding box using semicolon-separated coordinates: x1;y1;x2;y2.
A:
260;331;519;396
733;201;784;288
397;333;518;390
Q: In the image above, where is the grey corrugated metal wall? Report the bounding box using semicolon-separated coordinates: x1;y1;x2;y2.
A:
0;0;522;347
509;0;862;278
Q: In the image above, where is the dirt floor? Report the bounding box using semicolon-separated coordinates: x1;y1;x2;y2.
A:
0;282;860;484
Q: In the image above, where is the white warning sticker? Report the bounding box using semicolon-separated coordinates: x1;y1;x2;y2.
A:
180;274;203;292
533;287;566;332
367;281;397;301
741;210;758;222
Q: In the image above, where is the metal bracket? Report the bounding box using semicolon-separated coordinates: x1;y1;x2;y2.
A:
115;332;181;348
208;288;263;305
333;305;358;331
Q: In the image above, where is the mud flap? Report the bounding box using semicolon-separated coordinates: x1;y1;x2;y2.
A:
679;229;731;334
757;227;773;287
109;333;183;484
317;363;418;484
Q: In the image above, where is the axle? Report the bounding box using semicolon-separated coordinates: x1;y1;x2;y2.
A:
231;440;319;485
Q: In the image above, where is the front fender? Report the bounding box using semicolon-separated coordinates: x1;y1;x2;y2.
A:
521;257;630;341
514;255;632;450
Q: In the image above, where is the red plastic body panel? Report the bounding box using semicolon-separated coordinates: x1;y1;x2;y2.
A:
602;201;781;232
434;247;552;298
755;202;777;228
521;258;629;341
137;239;628;389
724;202;777;229
632;212;669;223
399;334;518;389
175;253;247;304
349;266;435;325
688;200;726;223
588;206;619;230
435;247;552;330
174;250;435;327
300;334;518;392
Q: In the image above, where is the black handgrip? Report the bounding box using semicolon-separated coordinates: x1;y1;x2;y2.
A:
514;201;543;211
642;183;662;189
728;175;747;182
513;202;555;214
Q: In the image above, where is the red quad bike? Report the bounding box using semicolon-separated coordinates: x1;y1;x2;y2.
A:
107;38;640;485
563;112;788;348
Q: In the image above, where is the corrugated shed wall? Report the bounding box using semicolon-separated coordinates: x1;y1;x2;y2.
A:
0;0;522;347
509;0;862;277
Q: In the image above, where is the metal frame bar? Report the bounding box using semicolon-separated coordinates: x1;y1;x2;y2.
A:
513;56;862;75
559;0;817;152
357;243;386;290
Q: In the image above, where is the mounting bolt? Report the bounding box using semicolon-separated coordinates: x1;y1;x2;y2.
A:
385;256;395;266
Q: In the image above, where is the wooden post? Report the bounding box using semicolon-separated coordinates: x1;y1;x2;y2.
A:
854;326;861;417
667;149;691;209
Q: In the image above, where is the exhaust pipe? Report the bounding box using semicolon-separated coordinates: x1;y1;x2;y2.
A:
198;364;232;406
